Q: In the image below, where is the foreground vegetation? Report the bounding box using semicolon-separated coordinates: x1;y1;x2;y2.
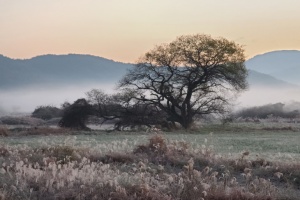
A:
0;123;300;199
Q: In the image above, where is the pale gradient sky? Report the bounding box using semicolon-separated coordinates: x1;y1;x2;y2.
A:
1;0;300;63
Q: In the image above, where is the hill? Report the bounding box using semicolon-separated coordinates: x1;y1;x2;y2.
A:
0;54;133;90
246;50;300;85
1;53;297;90
247;69;298;89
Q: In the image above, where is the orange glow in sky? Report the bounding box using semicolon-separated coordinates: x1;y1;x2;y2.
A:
1;0;300;63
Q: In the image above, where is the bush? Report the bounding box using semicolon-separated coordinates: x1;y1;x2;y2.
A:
134;134;168;155
59;98;94;130
31;105;62;120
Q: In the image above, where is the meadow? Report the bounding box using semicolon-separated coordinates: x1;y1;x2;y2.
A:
0;122;300;199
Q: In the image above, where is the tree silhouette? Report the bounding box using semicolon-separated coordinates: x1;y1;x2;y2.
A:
59;98;94;130
119;34;248;129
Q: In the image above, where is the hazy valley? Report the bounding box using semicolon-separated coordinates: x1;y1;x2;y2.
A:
1;50;300;113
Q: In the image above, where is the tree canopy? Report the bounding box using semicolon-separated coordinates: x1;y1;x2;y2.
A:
119;34;248;129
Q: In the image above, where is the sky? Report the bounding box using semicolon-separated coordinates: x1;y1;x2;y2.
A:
1;0;300;63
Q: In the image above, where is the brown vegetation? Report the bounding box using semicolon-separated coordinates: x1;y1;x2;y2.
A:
0;126;9;137
0;134;299;199
21;127;71;135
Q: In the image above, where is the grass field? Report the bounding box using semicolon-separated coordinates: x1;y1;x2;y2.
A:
2;123;300;161
0;122;300;199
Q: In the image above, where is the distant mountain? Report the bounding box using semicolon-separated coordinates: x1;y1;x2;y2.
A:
0;54;133;90
247;70;299;89
246;50;300;85
1;53;299;90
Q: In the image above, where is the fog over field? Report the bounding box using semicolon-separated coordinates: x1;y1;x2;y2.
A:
0;83;116;114
236;86;300;109
1;83;300;115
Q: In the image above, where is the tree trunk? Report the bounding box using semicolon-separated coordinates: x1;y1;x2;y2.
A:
179;116;193;129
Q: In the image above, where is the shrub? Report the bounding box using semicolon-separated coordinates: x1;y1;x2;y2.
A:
59;98;94;130
31;105;62;120
134;134;168;155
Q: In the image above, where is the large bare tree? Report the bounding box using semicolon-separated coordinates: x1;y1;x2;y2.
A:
119;34;248;129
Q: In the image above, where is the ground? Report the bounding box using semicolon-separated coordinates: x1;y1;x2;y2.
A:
0;121;299;199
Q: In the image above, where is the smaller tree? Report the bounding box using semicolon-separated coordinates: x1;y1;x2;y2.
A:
86;89;120;120
86;89;166;130
112;101;166;131
59;98;94;130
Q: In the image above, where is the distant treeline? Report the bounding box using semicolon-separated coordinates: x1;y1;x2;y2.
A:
235;102;300;119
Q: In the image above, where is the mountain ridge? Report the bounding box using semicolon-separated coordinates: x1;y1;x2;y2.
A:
247;69;299;89
0;54;133;90
0;53;131;64
1;52;299;90
246;50;300;85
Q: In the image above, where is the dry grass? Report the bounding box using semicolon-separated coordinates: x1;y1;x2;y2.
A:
0;126;9;137
0;133;299;199
131;135;279;199
262;126;295;131
104;152;135;164
0;116;44;126
21;127;71;135
0;147;9;157
134;134;168;154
